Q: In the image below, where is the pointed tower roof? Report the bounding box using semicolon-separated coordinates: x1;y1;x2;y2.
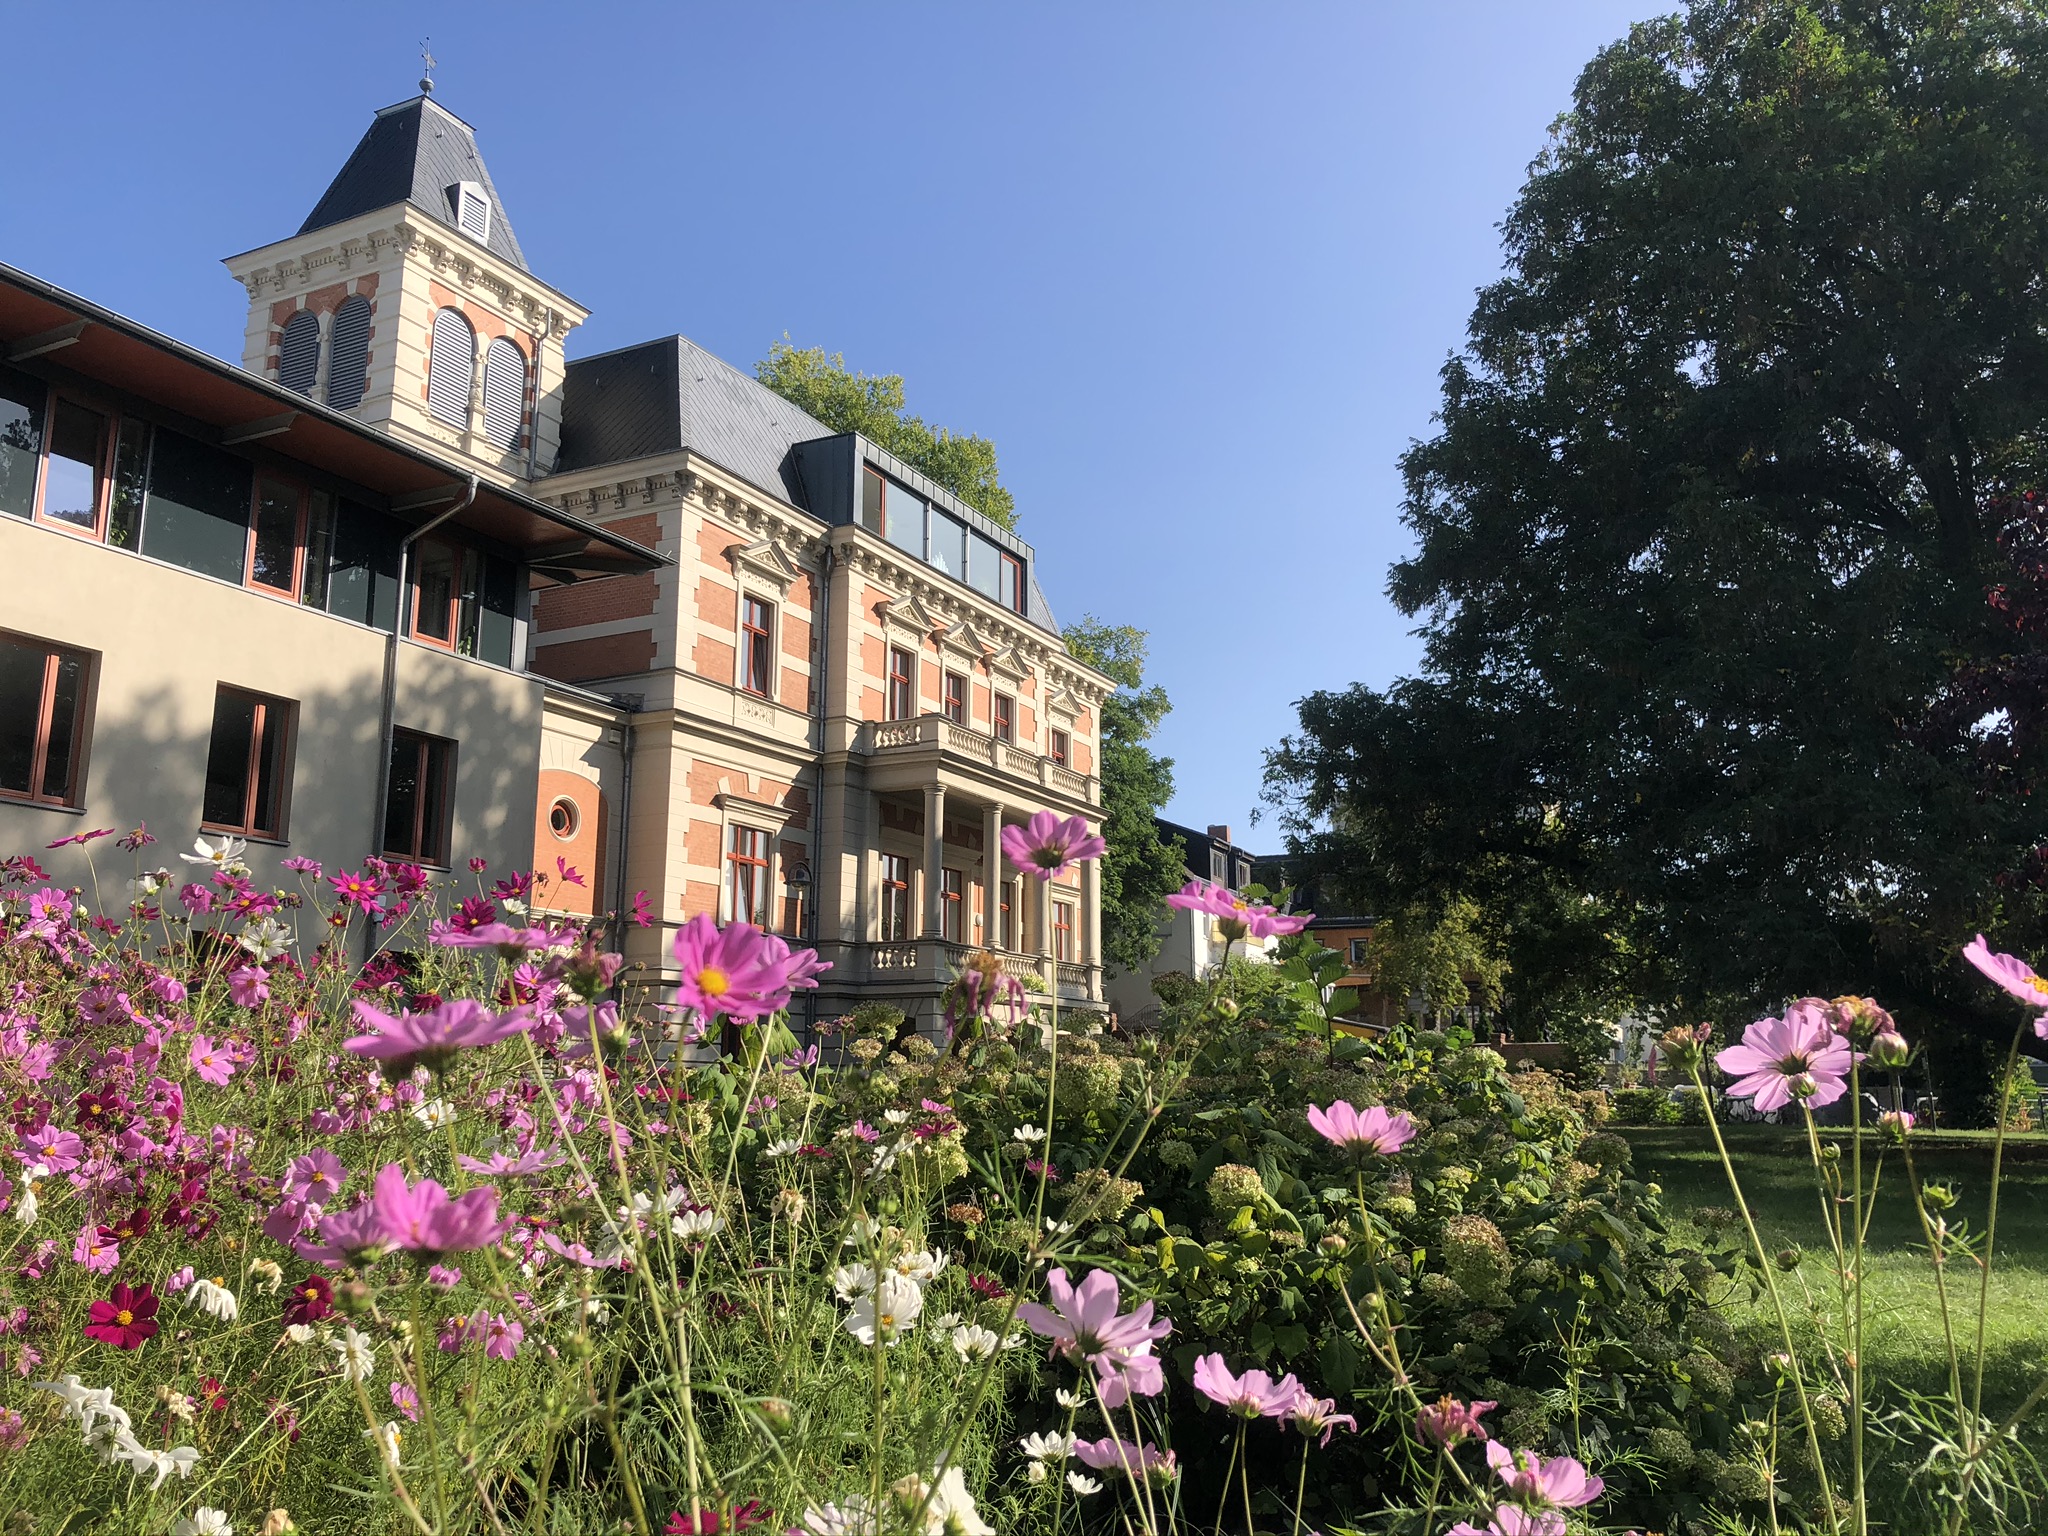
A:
299;95;528;271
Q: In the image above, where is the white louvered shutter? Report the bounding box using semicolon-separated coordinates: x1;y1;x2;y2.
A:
277;311;319;397
326;296;372;410
481;337;527;450
426;309;474;429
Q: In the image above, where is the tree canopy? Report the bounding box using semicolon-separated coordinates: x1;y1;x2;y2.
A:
1265;0;2048;1106
756;340;1016;529
1062;618;1185;977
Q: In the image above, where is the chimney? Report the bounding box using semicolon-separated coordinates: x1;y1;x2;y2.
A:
1206;824;1232;846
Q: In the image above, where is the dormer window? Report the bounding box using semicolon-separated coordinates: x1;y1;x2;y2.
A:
449;181;492;245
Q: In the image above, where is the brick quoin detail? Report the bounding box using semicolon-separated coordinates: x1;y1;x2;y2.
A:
532;630;655;683
264;272;380;374
602;513;662;546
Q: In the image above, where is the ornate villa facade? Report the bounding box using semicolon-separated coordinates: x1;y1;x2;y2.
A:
0;90;1112;1030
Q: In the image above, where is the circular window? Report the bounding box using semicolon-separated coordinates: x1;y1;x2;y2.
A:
547;797;580;841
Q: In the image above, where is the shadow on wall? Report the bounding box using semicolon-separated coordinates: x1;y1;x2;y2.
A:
2;659;545;893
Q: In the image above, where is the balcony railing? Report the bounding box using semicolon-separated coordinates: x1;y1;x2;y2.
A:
856;939;1101;1002
862;716;1097;803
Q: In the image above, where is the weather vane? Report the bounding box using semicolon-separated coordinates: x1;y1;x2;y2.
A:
419;39;436;95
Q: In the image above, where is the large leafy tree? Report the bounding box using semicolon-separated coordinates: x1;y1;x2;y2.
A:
756;340;1016;528
1062;618;1185;975
1267;0;2048;1106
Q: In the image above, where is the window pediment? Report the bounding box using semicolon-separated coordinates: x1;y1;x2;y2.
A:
876;592;946;643
727;536;803;597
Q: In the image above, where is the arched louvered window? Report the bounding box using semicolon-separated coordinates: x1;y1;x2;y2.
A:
277;310;320;397
480;336;527;451
426;308;475;430
326;295;372;410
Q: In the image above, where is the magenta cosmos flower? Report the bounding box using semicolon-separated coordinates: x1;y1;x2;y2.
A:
1072;1435;1178;1482
1288;1393;1358;1446
1417;1395;1496;1447
671;914;815;1022
371;1163;511;1256
1016;1267;1171;1366
1308;1100;1416;1155
344;998;534;1077
1191;1353;1303;1419
1963;935;2048;1039
1001;811;1106;882
1486;1443;1604;1509
1447;1510;1566;1536
1165;880;1311;941
84;1281;159;1350
1715;1012;1856;1112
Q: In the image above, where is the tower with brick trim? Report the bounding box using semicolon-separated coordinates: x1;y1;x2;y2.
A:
222;93;587;485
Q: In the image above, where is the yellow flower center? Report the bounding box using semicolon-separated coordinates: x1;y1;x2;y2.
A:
115;1309;133;1326
698;967;731;998
2031;976;2048;998
879;1312;896;1328
302;1287;319;1301
210;1276;223;1287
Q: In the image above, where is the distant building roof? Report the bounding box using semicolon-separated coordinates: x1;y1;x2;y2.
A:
555;335;832;506
300;96;528;271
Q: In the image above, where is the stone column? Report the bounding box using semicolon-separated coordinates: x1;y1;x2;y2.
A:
1082;832;1102;997
982;800;1005;949
922;783;946;939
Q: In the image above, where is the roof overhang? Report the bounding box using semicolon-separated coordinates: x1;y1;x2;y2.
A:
0;261;656;582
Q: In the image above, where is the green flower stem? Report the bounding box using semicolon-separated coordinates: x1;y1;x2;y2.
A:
1290;1438;1310;1536
1849;1063;1867;1536
1213;1420;1244;1536
1688;1061;1842;1536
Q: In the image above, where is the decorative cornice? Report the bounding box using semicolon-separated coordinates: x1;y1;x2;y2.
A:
726;534;802;597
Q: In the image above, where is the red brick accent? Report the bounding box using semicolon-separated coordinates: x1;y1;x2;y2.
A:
859;685;886;721
606;512;662;546
698;521;737;569
698;579;737;630
683;878;719;919
533;574;657;632
696;636;736;686
1072;738;1094;776
686;818;720;869
532;630;655;682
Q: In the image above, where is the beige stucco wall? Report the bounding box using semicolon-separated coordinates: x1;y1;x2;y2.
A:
0;517;544;887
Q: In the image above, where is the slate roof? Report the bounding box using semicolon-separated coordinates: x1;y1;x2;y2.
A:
555;336;833;506
300;95;528;271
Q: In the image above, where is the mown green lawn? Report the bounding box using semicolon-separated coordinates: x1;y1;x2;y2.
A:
1623;1125;2048;1522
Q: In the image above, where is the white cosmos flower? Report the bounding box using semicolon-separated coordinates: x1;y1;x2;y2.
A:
186;1276;239;1322
174;1506;234;1536
181;834;249;871
765;1137;801;1158
412;1098;457;1130
1066;1471;1103;1496
950;1323;1001;1362
1019;1430;1074;1462
332;1326;376;1382
842;1215;882;1247
843;1273;923;1346
1012;1124;1047;1143
1026;1460;1049;1485
112;1433;199;1489
249;1259;284;1294
869;1143;900;1175
672;1207;725;1241
927;1466;995;1536
890;1248;947;1284
832;1263;877;1301
237;916;294;962
800;1500;875;1536
1055;1388;1085;1410
882;1109;911;1125
930;1311;962;1331
367;1420;403;1468
284;1323;315;1345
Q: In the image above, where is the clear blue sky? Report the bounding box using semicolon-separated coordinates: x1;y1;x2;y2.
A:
0;2;1658;847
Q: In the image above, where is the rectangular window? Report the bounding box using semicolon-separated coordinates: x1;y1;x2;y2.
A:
1000;553;1024;613
880;853;913;942
248;475;303;595
942;670;966;724
458;548;518;667
1053;899;1075;962
1349;938;1370;967
40;398;107;533
940;867;964;943
324;500;403;632
728;824;771;927
886;482;926;559
1236;857;1253;887
0;365;44;520
967;528;1002;600
997;881;1013;949
1210;848;1229;883
0;631;90;806
201;686;293;839
861;467;886;535
411;538;460;646
993;693;1013;744
141;427;252;583
741;596;774;697
930;512;966;578
383;728;454;865
887;646;916;721
1048;728;1069;766
106;417;149;550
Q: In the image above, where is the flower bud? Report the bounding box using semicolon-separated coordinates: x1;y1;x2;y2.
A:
334;1279;375;1316
1869;1030;1911;1069
1878;1110;1914;1143
1773;1247;1802;1272
261;1513;298;1536
1922;1182;1959;1212
757;1396;795;1432
1820;1142;1840;1163
1318;1233;1348;1256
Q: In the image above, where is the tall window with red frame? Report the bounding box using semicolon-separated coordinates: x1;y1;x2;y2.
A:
741;597;775;697
880;853;913;941
248;476;304;596
728;825;771;927
993;693;1014;744
1048;728;1069;766
202;686;295;839
1053;899;1076;962
939;868;964;942
411;538;461;647
997;880;1014;949
0;631;91;807
383;729;455;865
942;670;966;724
887;647;916;720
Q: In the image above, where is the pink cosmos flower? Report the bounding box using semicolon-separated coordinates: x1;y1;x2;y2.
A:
19;1126;83;1172
1307;1100;1416;1155
1715;1013;1856;1112
228;965;270;1008
477;1311;524;1360
147;973;187;1006
1486;1443;1604;1508
188;1033;236;1087
371;1163;511;1256
1095;1346;1166;1408
1072;1435;1178;1481
1289;1393;1359;1446
344;998;534;1076
428;919;557;952
282;1149;349;1204
292;1200;390;1266
72;1224;120;1275
1963;935;2048;1039
1016;1268;1172;1368
390;1381;420;1422
1001;811;1106;882
1417;1395;1496;1447
1165;880;1312;941
671;914;797;1022
1191;1353;1303;1419
1448;1511;1566;1536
